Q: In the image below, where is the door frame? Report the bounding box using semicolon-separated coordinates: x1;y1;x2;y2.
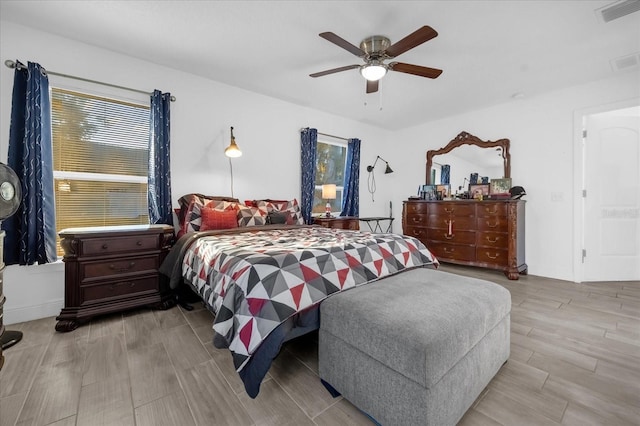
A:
572;97;640;283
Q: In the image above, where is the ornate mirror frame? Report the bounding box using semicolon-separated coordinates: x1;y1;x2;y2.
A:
425;131;511;185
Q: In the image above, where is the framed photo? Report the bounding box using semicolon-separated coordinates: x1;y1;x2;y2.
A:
490;178;512;195
469;183;490;200
421;184;437;200
436;184;451;199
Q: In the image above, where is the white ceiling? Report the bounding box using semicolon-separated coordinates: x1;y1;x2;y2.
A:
1;1;639;131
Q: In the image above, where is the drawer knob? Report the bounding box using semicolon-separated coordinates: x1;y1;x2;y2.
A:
445;208;453;213
486;221;498;228
444;233;455;240
486;236;499;243
102;244;108;249
109;281;136;291
444;247;455;253
485;207;498;214
136;241;143;246
485;252;499;259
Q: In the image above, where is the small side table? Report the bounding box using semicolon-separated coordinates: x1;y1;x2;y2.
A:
360;217;394;233
313;216;360;230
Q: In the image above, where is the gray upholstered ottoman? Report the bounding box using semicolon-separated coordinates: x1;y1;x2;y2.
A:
319;268;511;426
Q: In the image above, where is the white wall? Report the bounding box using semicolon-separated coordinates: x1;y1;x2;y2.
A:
390;71;639;282
0;21;394;324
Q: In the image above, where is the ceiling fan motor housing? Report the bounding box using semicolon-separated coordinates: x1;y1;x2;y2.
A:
360;35;391;58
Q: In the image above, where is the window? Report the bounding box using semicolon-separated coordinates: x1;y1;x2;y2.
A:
312;140;347;214
51;88;150;255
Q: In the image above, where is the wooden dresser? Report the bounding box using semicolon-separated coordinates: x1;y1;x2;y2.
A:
403;200;526;279
56;224;175;332
314;216;360;230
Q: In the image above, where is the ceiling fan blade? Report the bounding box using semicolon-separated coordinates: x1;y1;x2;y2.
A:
385;26;438;58
366;80;379;94
319;32;365;57
389;62;443;79
310;64;360;78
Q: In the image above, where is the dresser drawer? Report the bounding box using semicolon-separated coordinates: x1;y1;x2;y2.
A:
404;202;430;215
404;213;429;227
428;202;475;217
81;234;159;256
404;226;428;241
428;242;476;262
476;217;509;232
80;275;159;305
477;203;508;217
476;248;509;266
476;232;509;249
80;255;159;282
427;228;476;245
428;215;476;231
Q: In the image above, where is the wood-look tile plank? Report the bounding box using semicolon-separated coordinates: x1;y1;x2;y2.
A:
123;308;163;351
181;307;215;330
312;398;374;426
46;416;77;426
530;353;640;417
561;402;632;426
281;331;319;374
595;358;640;389
6;317;55;350
269;349;336;418
77;377;134;426
475;388;562;426
0;344;46;398
134;391;196;426
490;358;549;391
488;371;567;422
512;305;608;339
153;305;187;329
509;342;534;363
161;324;210;372
82;334;128;386
88;314;124;338
127;342;180;408
457;408;503;426
176;359;253;426
238;379;315;426
511;331;598;372
543;376;640;425
0;392;27;426
16;359;84;425
510;321;532;336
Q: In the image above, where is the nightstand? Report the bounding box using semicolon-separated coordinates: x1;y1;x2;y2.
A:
313;216;360;230
55;224;175;332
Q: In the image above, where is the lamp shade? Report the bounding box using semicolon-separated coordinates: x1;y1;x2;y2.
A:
322;184;337;200
225;126;242;158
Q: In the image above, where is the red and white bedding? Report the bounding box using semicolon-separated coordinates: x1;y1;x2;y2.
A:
181;226;438;371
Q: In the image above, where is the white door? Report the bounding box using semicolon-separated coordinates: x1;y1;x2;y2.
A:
583;108;640;281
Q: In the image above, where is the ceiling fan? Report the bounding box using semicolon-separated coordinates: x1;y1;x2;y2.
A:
310;26;443;94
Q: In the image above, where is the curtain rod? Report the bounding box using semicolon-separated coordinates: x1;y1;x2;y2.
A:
4;59;176;102
299;129;347;142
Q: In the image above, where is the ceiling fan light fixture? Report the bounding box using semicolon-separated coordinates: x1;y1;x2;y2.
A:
360;63;387;81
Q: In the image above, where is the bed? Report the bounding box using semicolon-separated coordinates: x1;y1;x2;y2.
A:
160;194;438;397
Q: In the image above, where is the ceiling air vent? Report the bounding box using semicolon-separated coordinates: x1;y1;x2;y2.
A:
596;0;640;23
611;52;640;71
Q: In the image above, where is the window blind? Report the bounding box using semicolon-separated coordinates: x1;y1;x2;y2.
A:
51;88;150;255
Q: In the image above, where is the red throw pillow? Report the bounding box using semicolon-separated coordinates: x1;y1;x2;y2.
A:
200;207;238;231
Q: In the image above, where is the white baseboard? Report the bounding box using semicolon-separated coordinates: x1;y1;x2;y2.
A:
3;299;64;325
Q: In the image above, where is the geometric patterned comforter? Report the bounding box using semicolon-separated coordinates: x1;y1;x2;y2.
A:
181;226;438;374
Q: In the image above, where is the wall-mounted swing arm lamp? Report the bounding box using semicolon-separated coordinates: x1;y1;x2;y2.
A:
366;155;393;174
366;155;394;202
225;126;242;198
224;126;242;158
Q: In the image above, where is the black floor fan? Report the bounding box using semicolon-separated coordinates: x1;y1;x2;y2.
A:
0;162;22;370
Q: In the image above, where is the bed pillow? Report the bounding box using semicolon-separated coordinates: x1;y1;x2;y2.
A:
183;198;241;234
256;199;304;225
237;206;267;227
266;211;294;225
200;207;238;231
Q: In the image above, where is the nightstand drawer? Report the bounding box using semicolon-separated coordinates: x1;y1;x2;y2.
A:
81;234;159;256
80;255;159;282
80;276;158;305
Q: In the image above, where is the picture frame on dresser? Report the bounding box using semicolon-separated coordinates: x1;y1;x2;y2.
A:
469;183;490;199
436;184;451;199
490;178;512;196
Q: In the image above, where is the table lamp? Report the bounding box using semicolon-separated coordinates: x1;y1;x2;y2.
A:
322;184;336;218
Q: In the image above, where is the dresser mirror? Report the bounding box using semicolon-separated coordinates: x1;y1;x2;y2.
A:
426;131;511;188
